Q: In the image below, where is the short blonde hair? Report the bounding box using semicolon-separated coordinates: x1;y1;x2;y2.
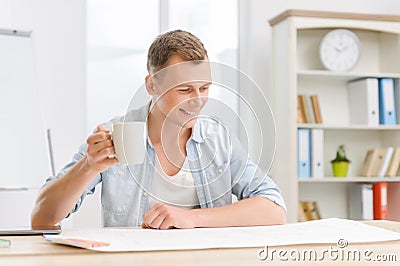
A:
147;30;208;74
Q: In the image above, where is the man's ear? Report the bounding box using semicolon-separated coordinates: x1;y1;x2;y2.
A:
145;75;156;96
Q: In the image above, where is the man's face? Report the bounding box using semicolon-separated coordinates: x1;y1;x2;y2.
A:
150;55;211;129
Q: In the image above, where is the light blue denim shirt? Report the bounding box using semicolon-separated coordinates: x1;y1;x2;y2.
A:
46;104;286;227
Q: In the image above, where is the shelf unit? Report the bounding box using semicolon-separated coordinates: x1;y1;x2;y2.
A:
297;124;400;130
298;177;400;183
269;10;400;223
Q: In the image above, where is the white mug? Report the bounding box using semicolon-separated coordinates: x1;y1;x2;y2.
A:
112;122;146;166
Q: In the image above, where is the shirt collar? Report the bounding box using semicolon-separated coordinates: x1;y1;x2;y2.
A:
190;119;205;143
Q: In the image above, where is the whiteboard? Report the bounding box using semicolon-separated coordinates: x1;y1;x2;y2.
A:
0;29;50;188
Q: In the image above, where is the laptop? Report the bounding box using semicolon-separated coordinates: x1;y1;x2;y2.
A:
0;225;61;236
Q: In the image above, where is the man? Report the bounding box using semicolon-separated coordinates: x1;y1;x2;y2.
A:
31;30;286;229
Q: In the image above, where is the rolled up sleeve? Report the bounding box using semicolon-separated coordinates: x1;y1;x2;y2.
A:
230;136;287;212
43;143;101;217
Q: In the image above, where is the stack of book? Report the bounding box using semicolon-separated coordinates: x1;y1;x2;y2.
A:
297;94;323;124
298;128;324;178
360;147;400;177
348;78;400;126
349;183;388;220
298;201;321;222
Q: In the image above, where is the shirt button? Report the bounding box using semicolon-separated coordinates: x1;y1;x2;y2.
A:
218;168;223;174
143;192;148;197
118;170;124;176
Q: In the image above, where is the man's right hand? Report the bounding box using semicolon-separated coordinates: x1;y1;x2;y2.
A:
84;124;118;173
31;124;117;227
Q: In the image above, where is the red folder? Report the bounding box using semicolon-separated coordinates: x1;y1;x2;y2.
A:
373;182;388;220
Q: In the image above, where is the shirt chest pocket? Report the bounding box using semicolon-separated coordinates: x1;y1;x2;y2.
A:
101;167;134;216
202;161;233;206
203;161;230;184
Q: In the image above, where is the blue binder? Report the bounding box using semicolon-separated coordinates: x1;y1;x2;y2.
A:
298;128;311;178
379;78;397;125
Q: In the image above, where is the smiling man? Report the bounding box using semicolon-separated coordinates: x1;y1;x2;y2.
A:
31;30;286;229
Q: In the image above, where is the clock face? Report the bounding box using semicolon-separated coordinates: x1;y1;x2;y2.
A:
319;29;361;72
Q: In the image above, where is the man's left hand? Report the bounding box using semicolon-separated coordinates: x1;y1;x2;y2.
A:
142;202;197;229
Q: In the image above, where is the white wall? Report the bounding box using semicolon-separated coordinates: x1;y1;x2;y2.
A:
0;0;86;172
0;0;86;227
239;0;400;175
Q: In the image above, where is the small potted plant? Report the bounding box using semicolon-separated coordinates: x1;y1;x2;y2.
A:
331;144;351;177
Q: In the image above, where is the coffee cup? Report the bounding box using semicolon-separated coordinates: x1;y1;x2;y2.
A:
111;122;146;166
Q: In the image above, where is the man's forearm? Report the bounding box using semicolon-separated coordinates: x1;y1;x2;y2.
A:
192;197;286;228
31;156;99;226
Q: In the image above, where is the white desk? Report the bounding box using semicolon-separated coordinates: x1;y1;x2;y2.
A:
1;221;399;265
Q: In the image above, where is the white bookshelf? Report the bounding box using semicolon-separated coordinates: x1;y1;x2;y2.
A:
298;70;400;82
298;177;400;183
298;124;400;130
269;10;400;222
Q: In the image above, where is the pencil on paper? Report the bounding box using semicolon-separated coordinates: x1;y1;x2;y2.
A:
54;238;109;248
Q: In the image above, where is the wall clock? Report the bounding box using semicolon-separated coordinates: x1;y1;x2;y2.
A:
319;29;361;72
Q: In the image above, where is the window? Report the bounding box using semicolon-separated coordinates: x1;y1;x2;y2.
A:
87;0;159;132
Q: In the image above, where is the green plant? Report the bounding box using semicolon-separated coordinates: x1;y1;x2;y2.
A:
331;144;351;163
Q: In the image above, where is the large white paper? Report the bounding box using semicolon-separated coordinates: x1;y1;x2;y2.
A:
45;218;400;252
